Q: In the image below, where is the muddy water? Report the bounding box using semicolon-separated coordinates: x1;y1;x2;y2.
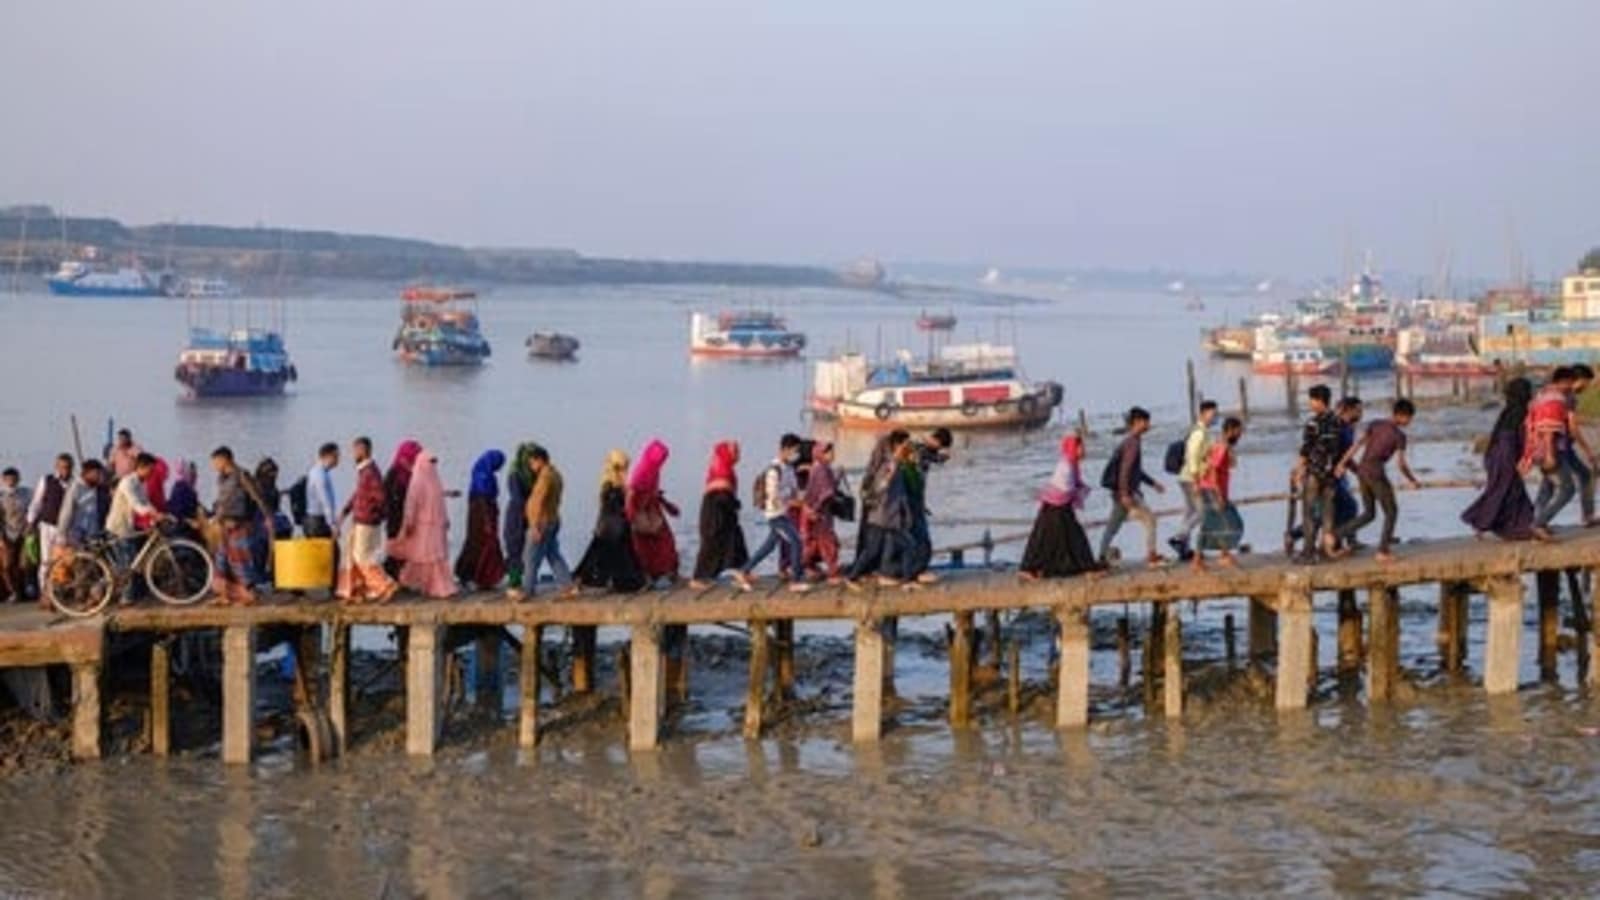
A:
2;284;1597;893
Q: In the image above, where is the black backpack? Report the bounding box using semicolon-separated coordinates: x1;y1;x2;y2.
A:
1163;438;1187;476
286;476;309;525
1099;445;1123;490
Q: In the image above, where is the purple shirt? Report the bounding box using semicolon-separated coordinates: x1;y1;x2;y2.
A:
1358;419;1407;480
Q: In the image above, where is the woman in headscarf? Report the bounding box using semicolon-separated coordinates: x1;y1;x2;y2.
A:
136;457;171;531
575;449;647;592
801;441;845;583
690;441;749;588
1021;435;1100;580
626;439;680;585
503;442;540;588
454;450;508;591
382;439;423;578
253;457;292;539
1462;377;1536;540
166;459;202;542
392;450;458;598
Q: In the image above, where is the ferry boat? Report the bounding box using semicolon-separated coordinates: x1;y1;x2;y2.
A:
167;276;240;299
46;259;168;297
916;311;957;332
526;332;580;361
1252;327;1336;375
1396;328;1496;378
394;290;491;366
174;328;297;398
689;311;806;358
809;343;1062;431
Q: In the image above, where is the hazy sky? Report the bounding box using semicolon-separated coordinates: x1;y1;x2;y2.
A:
3;1;1595;278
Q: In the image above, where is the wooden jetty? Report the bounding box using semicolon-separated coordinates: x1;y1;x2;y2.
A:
7;529;1600;765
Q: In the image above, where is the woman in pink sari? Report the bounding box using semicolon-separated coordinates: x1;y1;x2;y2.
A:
626;439;680;584
391;450;458;598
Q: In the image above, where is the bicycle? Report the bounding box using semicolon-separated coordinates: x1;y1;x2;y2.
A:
47;522;216;617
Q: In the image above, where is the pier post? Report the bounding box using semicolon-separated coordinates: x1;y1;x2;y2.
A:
1163;604;1183;718
222;625;256;765
519;625;542;749
1248;597;1277;664
1285;368;1299;418
1367;586;1400;702
1007;639;1022;716
628;625;664;752
1237;376;1249;422
1116;616;1132;687
852;619;884;743
1056;606;1090;728
406;624;443;756
1336;589;1362;675
572;625;597;695
150;639;170;757
70;661;102;761
1186;358;1198;423
1484;575;1524;696
949;611;973;727
475;630;501;713
1536;570;1561;682
775;620;796;700
744;620;770;740
1275;582;1313;710
1144;604;1166;709
329;625;350;755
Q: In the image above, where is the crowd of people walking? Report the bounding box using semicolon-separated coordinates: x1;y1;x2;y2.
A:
1;366;1595;610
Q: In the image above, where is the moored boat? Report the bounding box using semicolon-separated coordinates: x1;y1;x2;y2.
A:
1396;328;1496;377
401;284;477;302
1203;325;1256;359
526;332;580;361
47;258;168;297
809;343;1062;430
1252;327;1336;375
916;311;957;331
174;328;297;398
690;311;805;358
394;288;491;366
167;276;240;299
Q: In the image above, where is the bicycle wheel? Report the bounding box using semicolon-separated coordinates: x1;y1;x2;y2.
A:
47;552;115;618
145;538;216;606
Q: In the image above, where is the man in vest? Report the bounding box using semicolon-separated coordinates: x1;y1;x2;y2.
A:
25;454;74;606
1170;400;1217;561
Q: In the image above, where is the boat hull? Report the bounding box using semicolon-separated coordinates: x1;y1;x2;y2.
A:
1252;360;1337;376
1397;359;1498;378
47;279;161;298
1326;343;1395;372
691;345;803;359
397;346;489;366
176;367;292;398
810;384;1062;431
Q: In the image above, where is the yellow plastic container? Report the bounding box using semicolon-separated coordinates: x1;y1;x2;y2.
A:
273;538;335;590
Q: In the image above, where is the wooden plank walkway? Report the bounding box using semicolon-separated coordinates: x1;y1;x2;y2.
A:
3;528;1597;765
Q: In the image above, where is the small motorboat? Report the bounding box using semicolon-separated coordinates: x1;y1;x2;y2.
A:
526;332;580;361
916;310;957;331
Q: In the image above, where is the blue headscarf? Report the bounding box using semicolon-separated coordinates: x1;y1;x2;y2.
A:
470;450;506;499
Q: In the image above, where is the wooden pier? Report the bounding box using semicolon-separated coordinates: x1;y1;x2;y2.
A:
7;529;1600;764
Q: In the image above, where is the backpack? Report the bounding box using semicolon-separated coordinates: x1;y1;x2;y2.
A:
286;476;309;525
751;464;778;511
1163;438;1187;476
1099;445;1123;491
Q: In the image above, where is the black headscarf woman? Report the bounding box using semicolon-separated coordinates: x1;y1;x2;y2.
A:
1462;377;1536;540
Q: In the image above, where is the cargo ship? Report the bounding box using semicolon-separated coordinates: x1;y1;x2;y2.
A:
689;311;805;358
394;288;491;366
46;259;168;297
809;343;1062;430
174;328;297;398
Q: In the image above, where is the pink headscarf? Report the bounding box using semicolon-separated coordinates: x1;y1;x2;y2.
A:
630;439;670;495
390;439;423;475
1040;435;1088;509
391;451;450;563
704;441;739;493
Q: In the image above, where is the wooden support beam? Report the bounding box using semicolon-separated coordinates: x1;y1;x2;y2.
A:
221;624;255;765
1006;639;1021;717
743;620;770;740
475;630;501;713
882;617;898;697
1056;606;1090;728
775;620;796;700
1116;616;1131;687
70;662;102;761
150;639;170;757
1275;582;1312;710
1484;575;1524;696
572;625;597;695
1144;604;1166;709
1336;589;1362;675
406;624;443;756
519;625;542;749
329;625;349;755
1163;604;1183;718
949;611;973;728
628;624;664;752
1223;613;1236;668
1536;570;1560;682
1367;586;1399;702
852;619;884;743
1248;597;1276;664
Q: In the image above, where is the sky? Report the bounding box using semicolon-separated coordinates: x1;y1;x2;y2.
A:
2;0;1595;279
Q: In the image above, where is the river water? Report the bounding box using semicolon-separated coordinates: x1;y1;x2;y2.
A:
1;284;1597;895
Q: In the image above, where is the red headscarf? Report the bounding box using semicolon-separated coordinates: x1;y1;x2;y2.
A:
705;441;740;493
630;439;670;495
390;439;423;475
143;457;170;514
1060;434;1083;464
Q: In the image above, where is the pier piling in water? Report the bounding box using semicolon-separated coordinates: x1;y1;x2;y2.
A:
949;612;973;727
1056;606;1090;729
1275;582;1312;710
1367;586;1400;702
150;639;170;757
852;619;884;743
628;625;664;751
744;620;770;739
1163;607;1183;717
1484;575;1524;695
1336;589;1362;676
222;625;255;764
406;625;443;757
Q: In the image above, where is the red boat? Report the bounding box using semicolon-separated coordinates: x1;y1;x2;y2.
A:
401;285;477;303
916;311;957;332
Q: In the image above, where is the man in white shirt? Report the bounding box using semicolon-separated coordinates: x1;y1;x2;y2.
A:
303;443;341;540
105;453;160;604
1171;401;1217;560
734;433;807;593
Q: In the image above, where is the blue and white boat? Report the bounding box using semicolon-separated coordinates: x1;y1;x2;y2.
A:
47;259;168;297
174;328;298;398
394;288;491;366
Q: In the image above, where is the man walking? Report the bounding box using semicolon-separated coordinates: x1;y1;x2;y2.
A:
1098;407;1166;568
1528;367;1579;539
26;454;74;602
1335;399;1422;562
1171;400;1217;560
0;468;32;602
303;443;341;541
1293;385;1343;560
513;446;571;599
337;437;398;602
736;434;807;592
